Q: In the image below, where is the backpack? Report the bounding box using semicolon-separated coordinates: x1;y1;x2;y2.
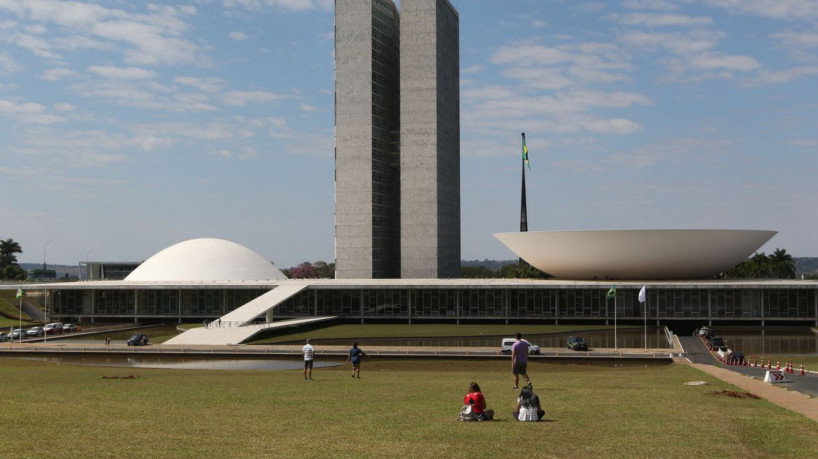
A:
457;404;477;422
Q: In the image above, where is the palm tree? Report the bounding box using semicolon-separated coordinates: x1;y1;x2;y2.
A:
0;238;23;268
770;248;796;279
750;252;771;278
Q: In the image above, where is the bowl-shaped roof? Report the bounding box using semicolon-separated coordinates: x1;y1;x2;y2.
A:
125;238;286;282
494;229;776;280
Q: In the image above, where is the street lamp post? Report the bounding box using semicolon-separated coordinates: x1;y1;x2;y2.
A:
43;239;53;271
84;249;95;281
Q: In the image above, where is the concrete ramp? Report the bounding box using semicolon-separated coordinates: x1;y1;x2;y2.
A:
221;283;309;325
164;316;335;345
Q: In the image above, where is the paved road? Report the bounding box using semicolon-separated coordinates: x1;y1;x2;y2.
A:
678;335;818;397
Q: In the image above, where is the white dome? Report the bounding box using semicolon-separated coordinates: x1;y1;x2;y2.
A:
125;238;286;282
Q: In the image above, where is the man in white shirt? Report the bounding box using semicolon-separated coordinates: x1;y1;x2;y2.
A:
302;338;315;381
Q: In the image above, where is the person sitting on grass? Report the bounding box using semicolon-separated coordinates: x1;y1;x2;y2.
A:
464;382;494;421
512;385;545;421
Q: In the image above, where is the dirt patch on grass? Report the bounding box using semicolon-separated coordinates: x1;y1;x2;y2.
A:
102;375;139;380
708;390;760;399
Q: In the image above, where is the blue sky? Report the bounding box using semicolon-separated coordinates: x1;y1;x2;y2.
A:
2;0;817;269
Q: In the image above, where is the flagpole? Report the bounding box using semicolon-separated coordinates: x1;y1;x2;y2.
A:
638;285;647;350
520;133;528;233
614;295;617;349
18;286;22;344
519;132;528;267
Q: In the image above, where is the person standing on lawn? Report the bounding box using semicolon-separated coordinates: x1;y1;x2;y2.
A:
346;342;367;379
511;332;531;390
302;338;315;381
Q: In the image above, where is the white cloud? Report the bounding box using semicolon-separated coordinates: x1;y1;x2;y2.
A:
229;31;248;41
221;0;332;12
0;0;207;66
576;2;607;13
0;98;64;124
222;90;288;106
174;76;224;93
622;0;680;10
53;102;76;111
300;104;318;112
39;67;80;81
701;0;818;20
462;64;485;74
688;54;761;71
790;139;818;146
461;85;515;100
0;52;21;74
87;65;158;79
613;13;714;27
744;66;818;84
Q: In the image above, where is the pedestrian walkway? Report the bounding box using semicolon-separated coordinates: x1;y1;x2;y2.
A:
689;362;818;422
163;316;335;345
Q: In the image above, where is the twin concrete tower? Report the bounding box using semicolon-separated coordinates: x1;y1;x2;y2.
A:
334;0;460;279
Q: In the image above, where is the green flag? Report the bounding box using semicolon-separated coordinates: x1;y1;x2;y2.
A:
522;136;531;170
16;287;23;299
606;285;616;299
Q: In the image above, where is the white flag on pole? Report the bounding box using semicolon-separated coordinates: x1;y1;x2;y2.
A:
638;285;646;303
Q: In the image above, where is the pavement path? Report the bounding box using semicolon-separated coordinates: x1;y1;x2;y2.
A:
678;335;818;422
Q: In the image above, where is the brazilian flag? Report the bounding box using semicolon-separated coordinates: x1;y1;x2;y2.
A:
16;287;23;299
522;136;531;170
606;285;616;299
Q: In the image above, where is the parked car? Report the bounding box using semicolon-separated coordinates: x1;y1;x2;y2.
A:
709;337;726;349
44;322;64;334
567;335;588;351
0;332;7;342
63;324;77;333
11;328;27;340
27;326;45;337
126;334;149;346
500;338;541;355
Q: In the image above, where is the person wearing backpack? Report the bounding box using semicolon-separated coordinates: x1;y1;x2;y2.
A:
463;382;494;421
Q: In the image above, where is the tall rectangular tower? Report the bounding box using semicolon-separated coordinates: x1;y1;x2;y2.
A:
399;0;460;278
335;0;401;279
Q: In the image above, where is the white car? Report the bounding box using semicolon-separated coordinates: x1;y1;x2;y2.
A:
500;338;541;355
11;328;27;340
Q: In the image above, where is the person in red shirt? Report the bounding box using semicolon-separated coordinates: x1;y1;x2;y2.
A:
464;382;494;420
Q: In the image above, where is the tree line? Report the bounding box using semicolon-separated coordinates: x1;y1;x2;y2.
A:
0;238;26;280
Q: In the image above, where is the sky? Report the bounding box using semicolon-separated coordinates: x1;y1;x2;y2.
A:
2;0;818;269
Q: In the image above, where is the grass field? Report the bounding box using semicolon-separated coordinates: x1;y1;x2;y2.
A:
0;358;816;457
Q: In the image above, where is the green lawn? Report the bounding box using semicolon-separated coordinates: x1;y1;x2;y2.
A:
249;323;619;344
0;358;815;457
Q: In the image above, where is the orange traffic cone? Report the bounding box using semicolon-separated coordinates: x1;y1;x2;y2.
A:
800;365;805;376
768;360;772;369
776;361;780;371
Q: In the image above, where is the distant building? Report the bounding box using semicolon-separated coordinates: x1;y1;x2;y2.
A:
334;0;460;279
81;262;141;281
28;268;56;280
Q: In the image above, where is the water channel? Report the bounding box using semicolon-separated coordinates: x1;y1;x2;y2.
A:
19;325;814;371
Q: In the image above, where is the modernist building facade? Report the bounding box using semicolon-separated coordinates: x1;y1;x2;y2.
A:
7;239;815;334
334;0;460;279
45;279;818;327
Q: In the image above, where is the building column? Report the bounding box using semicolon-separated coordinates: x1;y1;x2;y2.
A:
456;289;460;325
708;289;712;326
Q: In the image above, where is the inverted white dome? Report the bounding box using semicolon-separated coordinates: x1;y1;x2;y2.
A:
495;229;776;280
125;238;286;282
